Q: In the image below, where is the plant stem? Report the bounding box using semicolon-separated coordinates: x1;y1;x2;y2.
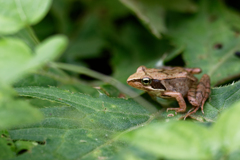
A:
26;25;40;45
50;62;158;113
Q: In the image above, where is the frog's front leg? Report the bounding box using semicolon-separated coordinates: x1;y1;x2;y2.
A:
163;91;186;114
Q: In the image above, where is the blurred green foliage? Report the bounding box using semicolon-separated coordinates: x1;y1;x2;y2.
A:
1;0;240;159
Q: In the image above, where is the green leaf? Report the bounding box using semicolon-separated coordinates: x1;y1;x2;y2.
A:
121;100;240;159
122;122;212;159
1;131;35;157
100;84;122;98
59;84;99;97
11;28;38;50
0;38;32;84
120;0;197;38
0;84;43;130
14;73;58;88
15;141;37;154
14;71;100;97
30;35;68;67
0;35;68;84
0;35;66;131
212;101;240;154
11;83;240;159
167;1;240;85
10;87;152;159
0;99;43;130
0;136;15;159
0;0;52;34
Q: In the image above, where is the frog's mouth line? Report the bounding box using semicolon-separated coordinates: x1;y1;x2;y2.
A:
151;88;165;91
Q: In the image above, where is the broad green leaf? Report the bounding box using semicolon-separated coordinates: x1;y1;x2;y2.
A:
10;87;152;159
212;101;240;154
121;100;240;159
0;38;32;83
120;0;197;38
110;146;158;160
12;28;38;50
167;1;240;85
0;136;15;159
100;84;122;98
14;68;100;97
14;74;58;88
0;84;43;130
0;0;52;34
0;35;68;84
0;130;35;157
59;84;99;97
15;141;37;154
11;81;240;159
122;122;212;159
29;35;68;67
0;99;43;130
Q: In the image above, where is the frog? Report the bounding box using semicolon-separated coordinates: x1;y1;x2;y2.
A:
127;66;211;120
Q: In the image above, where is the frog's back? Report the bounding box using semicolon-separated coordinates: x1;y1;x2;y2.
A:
150;67;197;97
146;67;197;81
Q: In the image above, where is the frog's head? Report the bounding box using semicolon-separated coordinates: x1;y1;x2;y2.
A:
127;66;166;92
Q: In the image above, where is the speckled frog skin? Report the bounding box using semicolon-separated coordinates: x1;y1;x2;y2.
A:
127;66;211;119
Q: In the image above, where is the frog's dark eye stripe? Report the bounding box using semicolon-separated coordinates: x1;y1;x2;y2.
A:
151;79;166;90
141;77;152;85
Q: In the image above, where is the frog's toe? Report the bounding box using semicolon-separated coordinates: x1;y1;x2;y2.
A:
183;116;188;120
179;115;189;120
167;113;174;117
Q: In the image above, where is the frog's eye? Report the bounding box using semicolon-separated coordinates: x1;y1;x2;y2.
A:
141;77;152;85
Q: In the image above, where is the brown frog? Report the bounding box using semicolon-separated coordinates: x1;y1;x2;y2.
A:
127;66;211;120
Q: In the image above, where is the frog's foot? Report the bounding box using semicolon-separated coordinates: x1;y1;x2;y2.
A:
163;91;187;115
183;106;200;120
167;108;185;115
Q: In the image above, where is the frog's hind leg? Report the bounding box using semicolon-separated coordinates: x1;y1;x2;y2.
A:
187;74;211;116
200;75;211;113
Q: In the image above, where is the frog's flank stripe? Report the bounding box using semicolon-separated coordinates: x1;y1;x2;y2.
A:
151;79;166;90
